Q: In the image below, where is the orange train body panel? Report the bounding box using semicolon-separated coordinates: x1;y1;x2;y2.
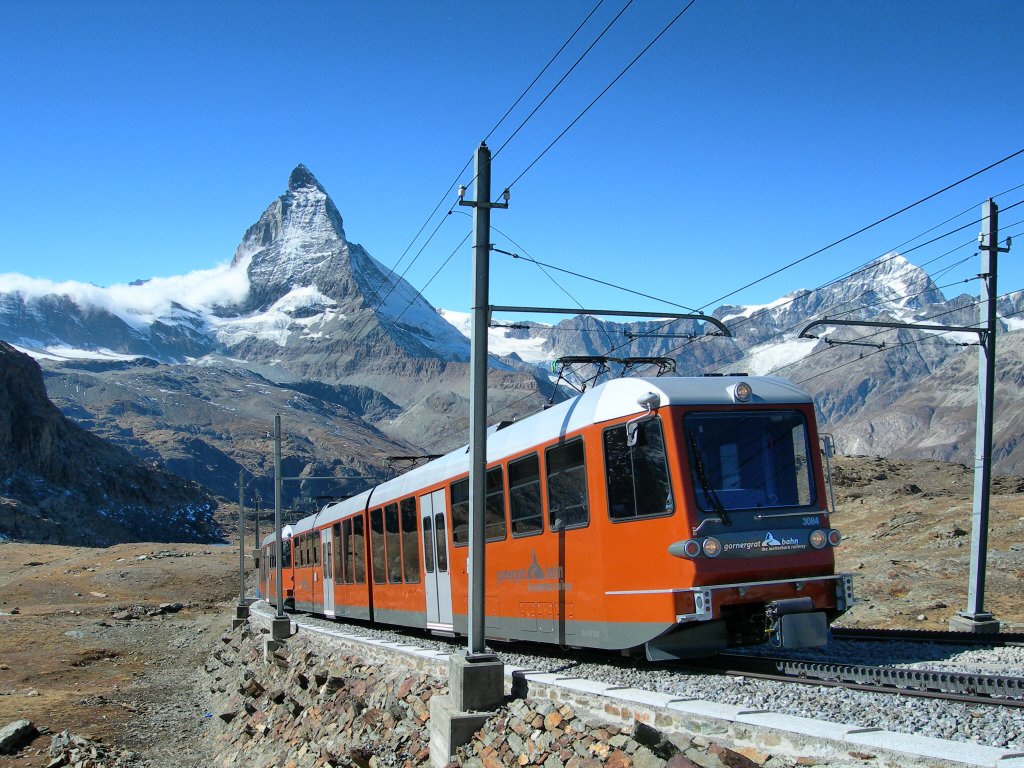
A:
260;376;854;659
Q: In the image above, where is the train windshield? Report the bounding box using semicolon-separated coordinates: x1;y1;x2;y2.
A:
684;410;815;513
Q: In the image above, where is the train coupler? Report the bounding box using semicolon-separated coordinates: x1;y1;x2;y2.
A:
766;597;828;649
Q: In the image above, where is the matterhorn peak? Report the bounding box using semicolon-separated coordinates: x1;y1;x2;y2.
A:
288;163;327;194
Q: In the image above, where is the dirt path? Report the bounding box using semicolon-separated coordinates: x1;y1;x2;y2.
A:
0;543;239;767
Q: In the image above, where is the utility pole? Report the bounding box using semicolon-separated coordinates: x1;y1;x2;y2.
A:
271;414;290;640
435;144;508;745
953;198;1009;632
459;142;508;659
798;198;1011;634
254;490;261;557
233;469;249;629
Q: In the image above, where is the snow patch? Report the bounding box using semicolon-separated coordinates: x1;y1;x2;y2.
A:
741;336;819;376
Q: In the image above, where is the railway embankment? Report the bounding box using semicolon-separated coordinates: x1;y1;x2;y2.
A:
202;608;998;768
202;619;792;768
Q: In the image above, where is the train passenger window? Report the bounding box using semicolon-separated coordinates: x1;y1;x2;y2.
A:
341;520;351;584
370;508;386;584
400;498;420;583
333;523;343;583
509;454;542;537
422;515;435;574
282;541;291;568
313;534;319;565
323;541;331;579
385;503;402;583
546;438;589;530
450;478;469;546
352;515;366;584
486;467;507;541
434;513;448;572
603;417;673;521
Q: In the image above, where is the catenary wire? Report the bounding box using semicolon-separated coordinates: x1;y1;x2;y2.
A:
694;149;1024;312
493;0;636;160
348;1;615;349
505;0;699;190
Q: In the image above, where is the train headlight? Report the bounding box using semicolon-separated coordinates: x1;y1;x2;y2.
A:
808;529;827;549
702;537;722;557
681;539;701;558
732;381;753;402
828;529;842;547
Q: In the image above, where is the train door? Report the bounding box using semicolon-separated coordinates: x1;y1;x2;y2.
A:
420;489;453;630
321;527;335;618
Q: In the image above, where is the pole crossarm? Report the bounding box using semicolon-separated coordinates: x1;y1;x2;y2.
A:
798;318;986;342
489;306;733;337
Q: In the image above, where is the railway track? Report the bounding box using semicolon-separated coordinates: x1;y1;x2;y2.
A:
692;651;1024;708
832;626;1024;646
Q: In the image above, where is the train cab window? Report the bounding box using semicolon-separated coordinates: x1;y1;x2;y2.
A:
400;498;420;583
486;467;507;541
370;508;386;584
603;417;673;521
352;516;366;584
385;503;402;583
509;454;543;537
450;478;469;546
546;438;589;530
282;542;291;568
684;410;816;513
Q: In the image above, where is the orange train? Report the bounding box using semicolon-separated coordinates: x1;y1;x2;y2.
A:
259;375;854;659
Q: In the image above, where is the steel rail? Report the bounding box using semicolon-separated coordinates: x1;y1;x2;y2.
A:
832;627;1024;646
696;653;1024;708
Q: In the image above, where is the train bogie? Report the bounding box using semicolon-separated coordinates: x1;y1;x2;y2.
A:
258;376;854;659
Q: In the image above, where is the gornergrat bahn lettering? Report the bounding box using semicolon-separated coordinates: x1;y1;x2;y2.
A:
258;375;854;660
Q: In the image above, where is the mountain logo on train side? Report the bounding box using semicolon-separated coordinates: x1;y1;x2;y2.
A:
496;550;571;592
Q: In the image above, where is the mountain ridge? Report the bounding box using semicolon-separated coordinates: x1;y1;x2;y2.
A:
2;165;1022;500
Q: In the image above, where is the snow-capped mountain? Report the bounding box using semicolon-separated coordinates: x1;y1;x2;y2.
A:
2;164;1023;493
0;165;471;368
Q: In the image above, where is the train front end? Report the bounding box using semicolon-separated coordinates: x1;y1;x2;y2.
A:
629;376;854;660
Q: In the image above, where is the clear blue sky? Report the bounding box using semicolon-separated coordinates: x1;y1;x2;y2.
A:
2;0;1022;317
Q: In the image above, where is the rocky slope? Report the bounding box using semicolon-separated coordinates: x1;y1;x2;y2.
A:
0;342;220;544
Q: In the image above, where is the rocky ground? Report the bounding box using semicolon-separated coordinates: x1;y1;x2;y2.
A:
0;456;1021;766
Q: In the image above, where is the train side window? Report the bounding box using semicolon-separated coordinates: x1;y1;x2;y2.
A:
422;514;435;574
352;515;366;584
370;507;386;584
546;438;589;530
603;417;674;521
282;541;291;568
341;520;351;584
385;503;402;583
486;467;507;541
400;498;420;583
509;454;543;537
333;523;343;583
450;478;469;546
313;533;320;565
434;512;448;572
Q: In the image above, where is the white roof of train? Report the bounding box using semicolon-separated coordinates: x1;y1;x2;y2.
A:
281;375;812;537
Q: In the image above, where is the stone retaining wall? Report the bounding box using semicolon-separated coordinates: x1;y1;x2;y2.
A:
201;617;893;768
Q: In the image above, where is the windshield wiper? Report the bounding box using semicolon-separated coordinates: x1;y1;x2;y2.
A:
688;433;730;531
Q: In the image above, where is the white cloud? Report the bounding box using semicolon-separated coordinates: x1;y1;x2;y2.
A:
0;256;251;330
